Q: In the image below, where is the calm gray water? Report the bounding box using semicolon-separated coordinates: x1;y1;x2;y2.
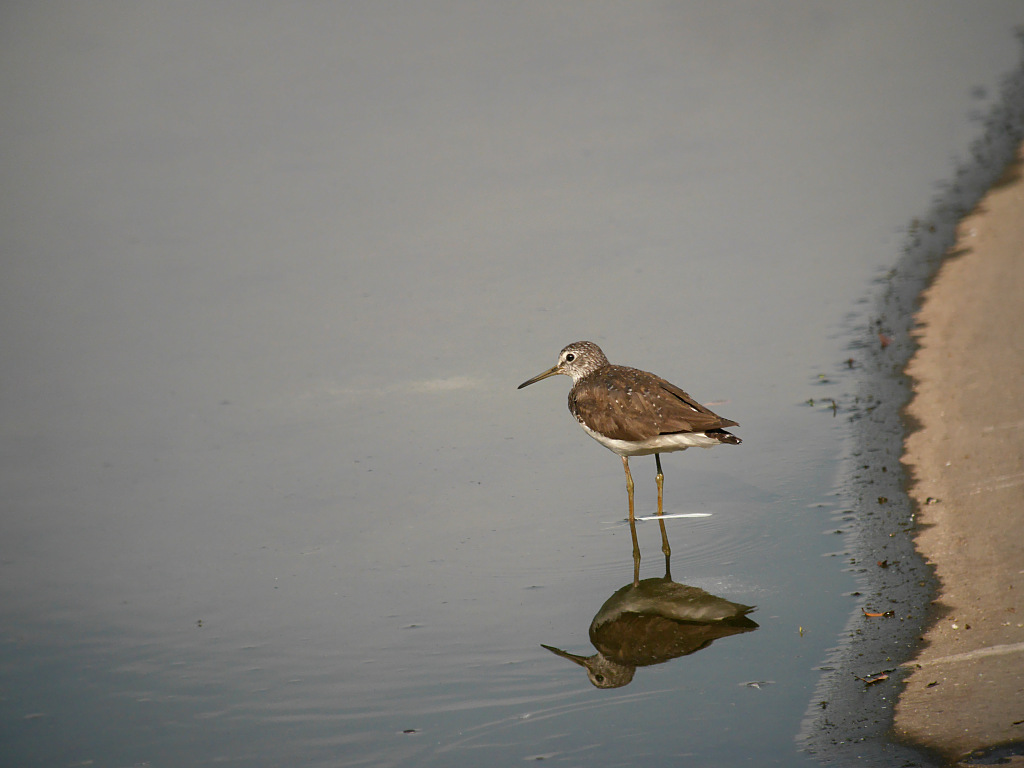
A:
3;4;1024;766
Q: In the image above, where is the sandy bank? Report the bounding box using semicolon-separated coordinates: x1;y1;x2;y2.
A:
894;144;1024;764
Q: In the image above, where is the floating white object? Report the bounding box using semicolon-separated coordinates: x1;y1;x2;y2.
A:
632;512;712;522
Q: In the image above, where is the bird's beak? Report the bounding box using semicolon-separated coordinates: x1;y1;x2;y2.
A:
517;365;561;389
540;644;589;667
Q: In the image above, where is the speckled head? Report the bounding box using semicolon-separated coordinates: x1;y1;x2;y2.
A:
517;341;610;388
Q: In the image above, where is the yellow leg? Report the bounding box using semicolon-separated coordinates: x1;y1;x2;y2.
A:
622;455;636;522
655;454;671;557
622;456;641;576
655;454;664;516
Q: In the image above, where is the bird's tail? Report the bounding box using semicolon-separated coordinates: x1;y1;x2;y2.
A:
707;429;741;445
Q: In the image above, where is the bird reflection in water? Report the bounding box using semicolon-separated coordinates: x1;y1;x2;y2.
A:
542;534;758;688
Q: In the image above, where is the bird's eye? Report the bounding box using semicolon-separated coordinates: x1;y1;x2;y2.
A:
565;353;575;362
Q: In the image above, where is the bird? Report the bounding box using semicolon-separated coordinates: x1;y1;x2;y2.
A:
517;341;741;553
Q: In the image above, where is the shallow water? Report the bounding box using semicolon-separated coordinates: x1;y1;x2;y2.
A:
3;4;1024;766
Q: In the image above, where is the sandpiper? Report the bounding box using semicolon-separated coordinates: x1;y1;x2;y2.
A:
518;341;741;552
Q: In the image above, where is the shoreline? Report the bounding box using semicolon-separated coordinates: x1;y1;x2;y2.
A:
802;49;1024;767
892;144;1024;765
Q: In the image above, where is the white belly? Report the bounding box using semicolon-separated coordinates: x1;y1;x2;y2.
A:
578;421;723;457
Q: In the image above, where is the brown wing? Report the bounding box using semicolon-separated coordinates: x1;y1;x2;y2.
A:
569;366;738;442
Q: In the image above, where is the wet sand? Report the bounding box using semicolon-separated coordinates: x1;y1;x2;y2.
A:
894;144;1024;764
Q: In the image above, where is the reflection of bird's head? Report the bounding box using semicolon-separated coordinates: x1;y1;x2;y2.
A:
540;644;635;689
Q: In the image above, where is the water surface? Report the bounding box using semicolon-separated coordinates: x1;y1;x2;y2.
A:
3;4;1024;765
